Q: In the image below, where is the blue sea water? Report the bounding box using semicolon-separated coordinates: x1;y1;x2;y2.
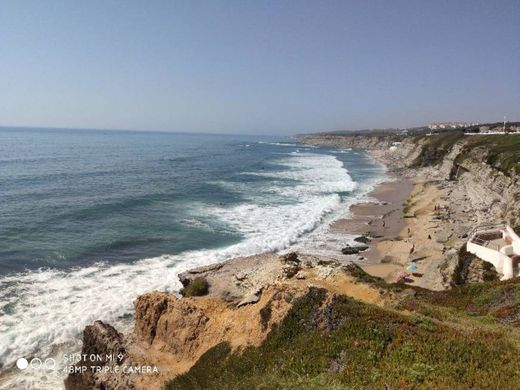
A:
0;127;385;388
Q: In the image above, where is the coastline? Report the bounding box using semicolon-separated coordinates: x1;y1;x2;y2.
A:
0;144;394;390
331;176;414;281
62;132;520;389
60;148;411;390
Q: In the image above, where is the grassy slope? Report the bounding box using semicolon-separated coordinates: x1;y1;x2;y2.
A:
411;131;466;167
456;134;520;175
167;278;520;390
412;132;520;176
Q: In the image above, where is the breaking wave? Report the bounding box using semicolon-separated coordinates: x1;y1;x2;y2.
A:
0;150;364;389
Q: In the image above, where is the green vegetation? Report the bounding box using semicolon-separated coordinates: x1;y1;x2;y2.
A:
180;277;209;297
402;198;417;218
167;280;520;390
412;131;465;167
401;278;520;326
409;132;520;176
455;134;520;176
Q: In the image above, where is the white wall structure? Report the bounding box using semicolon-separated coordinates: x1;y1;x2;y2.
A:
466;225;520;280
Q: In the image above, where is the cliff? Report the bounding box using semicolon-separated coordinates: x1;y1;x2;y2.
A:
66;256;520;389
65;254;389;389
167;277;520;389
301;133;401;150
303;132;520;226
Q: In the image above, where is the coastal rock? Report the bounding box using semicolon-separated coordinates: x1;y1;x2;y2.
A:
64;320;129;390
178;263;224;288
282;263;301;278
435;229;452;243
134;292;170;344
341;244;369;255
280;252;301;278
83;320;126;360
280;252;300;264
354;235;371;244
234;271;248;281
237;293;261;307
136;292;209;354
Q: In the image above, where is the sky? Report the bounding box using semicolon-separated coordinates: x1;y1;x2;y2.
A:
0;0;519;135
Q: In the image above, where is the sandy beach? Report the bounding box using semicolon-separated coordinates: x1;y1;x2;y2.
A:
331;174;455;289
328;178;411;279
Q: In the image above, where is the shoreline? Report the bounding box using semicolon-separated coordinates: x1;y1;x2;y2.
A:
331;176;414;281
62;132;520;389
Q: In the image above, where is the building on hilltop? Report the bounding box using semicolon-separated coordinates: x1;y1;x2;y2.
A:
428;122;479;130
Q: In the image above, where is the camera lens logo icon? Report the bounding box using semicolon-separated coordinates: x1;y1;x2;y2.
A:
16;357;55;370
16;358;28;370
45;358;56;369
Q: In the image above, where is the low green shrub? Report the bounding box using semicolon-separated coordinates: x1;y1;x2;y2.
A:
167;284;520;389
180;277;209;297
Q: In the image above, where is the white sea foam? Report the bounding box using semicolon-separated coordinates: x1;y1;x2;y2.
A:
256;141;317;148
0;151;379;389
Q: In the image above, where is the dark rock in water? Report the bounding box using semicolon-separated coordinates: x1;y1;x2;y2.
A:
341;244;369;255
353;235;371;244
341;246;357;255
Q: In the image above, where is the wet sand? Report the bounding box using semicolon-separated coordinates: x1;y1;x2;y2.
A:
336;177;455;288
331;177;414;281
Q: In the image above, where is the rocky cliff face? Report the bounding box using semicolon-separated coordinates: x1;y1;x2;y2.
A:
65;254;378;389
455;154;519;226
64;321;131;390
304;132;520;226
304;132;520;286
301;134;399;150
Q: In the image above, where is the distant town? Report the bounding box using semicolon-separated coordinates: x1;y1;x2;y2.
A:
311;119;520;137
428;121;520;134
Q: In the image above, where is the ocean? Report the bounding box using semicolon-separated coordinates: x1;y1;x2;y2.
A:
0;127;385;388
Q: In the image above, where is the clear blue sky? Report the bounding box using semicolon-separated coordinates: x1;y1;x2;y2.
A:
0;0;518;134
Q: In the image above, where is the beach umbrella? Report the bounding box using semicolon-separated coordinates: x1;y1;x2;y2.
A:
406;264;417;271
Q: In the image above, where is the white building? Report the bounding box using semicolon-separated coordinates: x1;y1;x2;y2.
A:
467;225;520;280
429;122;479;130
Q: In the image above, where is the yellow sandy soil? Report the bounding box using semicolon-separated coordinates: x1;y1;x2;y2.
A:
131;267;386;390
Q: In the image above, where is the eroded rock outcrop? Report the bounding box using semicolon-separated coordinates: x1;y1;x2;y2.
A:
64;321;130;390
65;253;388;389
